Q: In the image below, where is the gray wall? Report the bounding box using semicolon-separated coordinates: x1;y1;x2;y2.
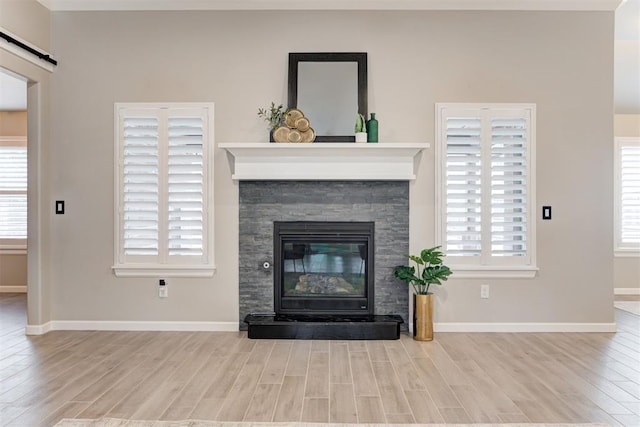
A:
0;0;50;51
239;181;409;330
6;8;612;327
0;254;27;290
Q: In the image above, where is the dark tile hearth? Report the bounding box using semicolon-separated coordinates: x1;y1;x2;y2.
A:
244;313;403;340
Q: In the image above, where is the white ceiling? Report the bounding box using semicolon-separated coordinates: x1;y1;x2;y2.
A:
616;0;640;39
2;0;637;112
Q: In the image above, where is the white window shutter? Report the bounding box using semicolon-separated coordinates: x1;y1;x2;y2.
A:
620;143;640;245
437;104;535;273
167;116;204;256
122;116;160;256
0;146;27;239
445;117;482;257
490;116;528;257
114;103;214;276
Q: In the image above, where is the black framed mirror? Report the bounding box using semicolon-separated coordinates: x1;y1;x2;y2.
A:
288;52;367;142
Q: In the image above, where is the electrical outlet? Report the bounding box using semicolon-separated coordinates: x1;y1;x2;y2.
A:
159;286;168;298
480;284;490;299
159;279;168;298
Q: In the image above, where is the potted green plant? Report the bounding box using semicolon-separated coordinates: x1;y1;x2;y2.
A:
394;246;452;341
355;113;367;143
257;102;286;142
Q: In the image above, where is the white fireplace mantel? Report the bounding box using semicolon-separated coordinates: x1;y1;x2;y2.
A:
218;142;429;180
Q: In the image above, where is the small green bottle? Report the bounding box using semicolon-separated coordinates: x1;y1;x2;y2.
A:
366;113;378;143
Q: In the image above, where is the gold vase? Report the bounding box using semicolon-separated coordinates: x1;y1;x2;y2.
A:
413;293;434;341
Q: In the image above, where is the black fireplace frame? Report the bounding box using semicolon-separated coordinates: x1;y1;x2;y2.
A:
273;221;375;316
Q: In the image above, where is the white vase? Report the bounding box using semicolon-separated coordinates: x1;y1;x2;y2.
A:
355;132;367;143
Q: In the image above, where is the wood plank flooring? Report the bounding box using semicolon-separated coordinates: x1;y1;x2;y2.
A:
0;293;639;427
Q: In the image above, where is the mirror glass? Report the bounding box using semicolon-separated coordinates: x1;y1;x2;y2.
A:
288;53;367;142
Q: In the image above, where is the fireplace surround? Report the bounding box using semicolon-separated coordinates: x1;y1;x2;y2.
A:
221;142;428;339
239;181;409;338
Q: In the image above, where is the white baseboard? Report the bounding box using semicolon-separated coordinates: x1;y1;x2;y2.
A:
432;322;617;333
0;286;27;293
25;320;238;335
614;287;640;295
25;322;52;335
27;320;616;335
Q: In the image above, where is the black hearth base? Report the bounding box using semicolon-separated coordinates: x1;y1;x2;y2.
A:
244;314;404;340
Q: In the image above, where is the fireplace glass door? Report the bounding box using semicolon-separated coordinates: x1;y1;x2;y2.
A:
282;241;367;297
275;222;374;316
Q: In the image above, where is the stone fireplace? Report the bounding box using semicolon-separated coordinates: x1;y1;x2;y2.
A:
238;181;409;334
221;142;428;339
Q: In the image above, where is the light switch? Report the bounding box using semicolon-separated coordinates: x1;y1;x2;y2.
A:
55;201;65;215
542;206;551;220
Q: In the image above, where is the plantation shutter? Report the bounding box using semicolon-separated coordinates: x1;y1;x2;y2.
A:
122;116;160;256
167;115;204;256
0;145;27;239
444;117;482;257
620;142;640;245
439;104;534;269
115;103;213;274
490;116;528;257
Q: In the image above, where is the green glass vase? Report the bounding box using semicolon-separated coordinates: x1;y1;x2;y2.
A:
366;113;378;143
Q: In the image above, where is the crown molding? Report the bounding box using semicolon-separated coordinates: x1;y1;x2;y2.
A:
36;0;623;12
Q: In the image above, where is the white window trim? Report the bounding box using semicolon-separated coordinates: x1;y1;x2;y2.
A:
0;244;27;255
112;103;216;277
614;137;640;257
435;103;537;279
450;265;539;279
112;264;216;278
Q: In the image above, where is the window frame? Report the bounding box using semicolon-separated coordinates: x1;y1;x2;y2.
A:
112;102;215;277
435;103;538;279
0;136;27;255
614;136;640;257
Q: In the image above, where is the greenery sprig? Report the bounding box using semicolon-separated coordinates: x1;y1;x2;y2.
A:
257;102;286;130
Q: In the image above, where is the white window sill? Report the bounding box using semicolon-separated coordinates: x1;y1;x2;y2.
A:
112;264;216;278
614;249;640;258
449;265;538;279
0;245;27;255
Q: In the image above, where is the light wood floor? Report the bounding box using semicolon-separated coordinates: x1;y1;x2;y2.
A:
0;293;639;427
